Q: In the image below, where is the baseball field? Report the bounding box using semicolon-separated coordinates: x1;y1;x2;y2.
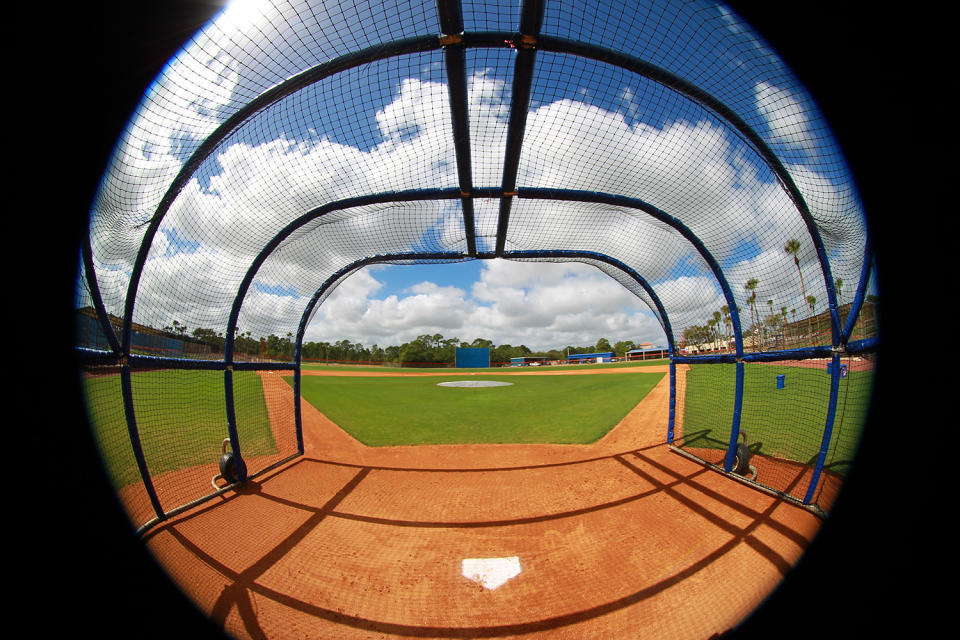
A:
114;360;831;639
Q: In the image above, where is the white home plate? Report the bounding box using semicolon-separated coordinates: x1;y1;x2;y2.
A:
437;380;513;388
461;557;522;590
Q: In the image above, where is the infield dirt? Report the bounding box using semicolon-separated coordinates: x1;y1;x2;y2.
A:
137;365;824;639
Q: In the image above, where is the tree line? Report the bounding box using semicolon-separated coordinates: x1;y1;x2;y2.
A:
681;238;877;352
172;325;650;366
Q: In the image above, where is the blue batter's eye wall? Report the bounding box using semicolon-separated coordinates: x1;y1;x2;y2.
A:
567;352;615;363
456;347;491;368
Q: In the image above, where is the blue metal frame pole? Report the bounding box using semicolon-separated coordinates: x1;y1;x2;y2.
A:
805;351;842;503
723;361;746;472
668;359;677;443
292;342;305;455
223;367;248;481
120;364;165;520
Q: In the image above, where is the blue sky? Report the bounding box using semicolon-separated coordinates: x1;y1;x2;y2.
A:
86;0;869;354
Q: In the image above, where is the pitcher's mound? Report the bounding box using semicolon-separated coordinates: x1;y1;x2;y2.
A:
437;380;514;388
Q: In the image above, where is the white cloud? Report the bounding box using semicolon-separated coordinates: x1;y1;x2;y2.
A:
755;82;815;153
89;46;863;354
300;259;666;351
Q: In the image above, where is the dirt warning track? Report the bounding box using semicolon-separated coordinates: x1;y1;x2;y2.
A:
141;366;823;639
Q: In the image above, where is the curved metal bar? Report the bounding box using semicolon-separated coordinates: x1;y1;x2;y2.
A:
292;251;467;452
518;188;745;357
293;250;672;359
515;187;749;472
841;233;875;344
115;28;847;359
98;19;865;510
499;249;674;351
532;34;843;345
223;188;462;364
80;234;122;355
294;252;470;351
291;247;675;448
118;34;443;359
120;365;165;521
222;188;463;465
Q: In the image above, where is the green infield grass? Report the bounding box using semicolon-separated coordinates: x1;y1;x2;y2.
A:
299;359;667;373
680;363;873;475
289;371;665;446
82;370;276;489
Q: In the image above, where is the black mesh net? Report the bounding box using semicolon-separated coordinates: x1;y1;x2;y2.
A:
77;0;876;528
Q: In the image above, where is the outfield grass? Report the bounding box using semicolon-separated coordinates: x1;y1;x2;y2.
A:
681;363;873;475
82;370;277;489
288;371;665;446
300;359;668;373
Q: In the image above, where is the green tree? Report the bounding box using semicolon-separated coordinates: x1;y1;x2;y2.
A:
613;340;635;358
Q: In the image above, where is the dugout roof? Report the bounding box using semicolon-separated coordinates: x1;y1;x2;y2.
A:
79;0;872;360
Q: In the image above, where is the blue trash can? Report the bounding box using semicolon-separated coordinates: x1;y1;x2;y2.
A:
776;374;785;389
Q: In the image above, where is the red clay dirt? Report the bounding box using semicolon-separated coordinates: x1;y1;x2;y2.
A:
139;365;825;639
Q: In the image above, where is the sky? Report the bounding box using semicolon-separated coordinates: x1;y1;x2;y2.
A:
305;258;666;350
81;0;872;354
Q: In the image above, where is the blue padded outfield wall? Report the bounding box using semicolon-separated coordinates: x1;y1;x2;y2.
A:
456;347;490;368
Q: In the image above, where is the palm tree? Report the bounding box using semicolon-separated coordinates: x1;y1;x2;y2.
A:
712;311;722;350
745;278;759;349
721;305;732;351
765;299;774;348
785;239;809;336
780;306;788;347
806;295;817;343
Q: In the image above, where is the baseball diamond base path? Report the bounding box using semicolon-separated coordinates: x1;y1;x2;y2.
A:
141;366;824;639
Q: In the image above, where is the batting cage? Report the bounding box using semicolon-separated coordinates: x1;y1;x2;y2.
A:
74;1;879;630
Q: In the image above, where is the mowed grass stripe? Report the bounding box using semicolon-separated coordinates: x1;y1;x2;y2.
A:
287;372;665;446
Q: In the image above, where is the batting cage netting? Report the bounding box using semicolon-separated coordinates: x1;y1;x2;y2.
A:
76;0;877;533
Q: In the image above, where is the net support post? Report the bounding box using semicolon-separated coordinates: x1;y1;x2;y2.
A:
120;363;165;521
223;367;248;482
804;351;842;504
293;348;305;455
667;358;677;443
722;360;745;472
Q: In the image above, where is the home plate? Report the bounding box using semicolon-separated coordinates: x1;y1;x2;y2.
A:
461;557;522;590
